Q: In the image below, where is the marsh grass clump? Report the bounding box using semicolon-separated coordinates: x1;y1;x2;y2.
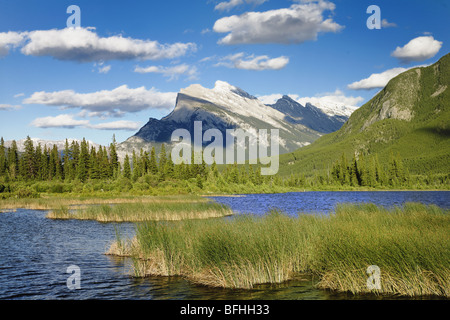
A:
110;203;450;297
314;203;450;296
44;196;232;222
46;205;71;219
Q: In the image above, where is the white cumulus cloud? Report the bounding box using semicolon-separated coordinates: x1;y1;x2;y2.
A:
134;63;199;80
213;0;343;45
215;0;268;12
23;85;178;116
30;114;141;131
381;19;397;28
0;28;196;62
0;31;27;57
98;65;111;74
30;114;90;129
391;36;442;63
348;64;429;90
215;52;289;70
0;104;22;111
88;120;142;131
347;67;408;90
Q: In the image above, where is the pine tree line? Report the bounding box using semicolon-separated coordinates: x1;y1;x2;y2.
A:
0;136;445;194
0;136;262;186
0;136;120;182
330;152;409;187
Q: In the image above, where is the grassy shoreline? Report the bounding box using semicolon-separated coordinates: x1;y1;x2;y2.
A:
107;203;450;297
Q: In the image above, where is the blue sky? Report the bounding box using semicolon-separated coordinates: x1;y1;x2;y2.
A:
0;0;449;145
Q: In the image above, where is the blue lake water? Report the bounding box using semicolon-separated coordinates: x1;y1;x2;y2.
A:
0;191;448;300
209;191;450;215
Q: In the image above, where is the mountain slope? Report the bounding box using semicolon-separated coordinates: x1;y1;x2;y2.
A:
278;53;450;177
122;81;349;155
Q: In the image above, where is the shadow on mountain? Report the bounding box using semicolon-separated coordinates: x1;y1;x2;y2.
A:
416;126;450;138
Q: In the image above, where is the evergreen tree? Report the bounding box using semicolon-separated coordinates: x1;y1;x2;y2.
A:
34;143;43;180
196;174;203;189
395;152;405;184
0;137;6;177
367;157;377;187
63;139;72;181
89;146;100;180
339;153;350;185
123;154;131;179
71;141;80;180
132;149;141;181
331;160;341;184
254;166;263;185
77;138;89;182
159;143;167;173
189;151;199;178
141;149;150;175
349;154;360;186
164;152;175;178
7;140;19;180
23;136;36;180
149;146;158;175
211;159;219;178
229;163;239;184
109;135;119;178
359;153;368;186
41;146;50;181
374;154;383;185
54;145;63;180
99;146;110;179
48;145;62;180
247;164;255;184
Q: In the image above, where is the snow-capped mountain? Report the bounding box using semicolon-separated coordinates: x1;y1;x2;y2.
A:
267;95;349;133
301;100;358;118
122;80;350;155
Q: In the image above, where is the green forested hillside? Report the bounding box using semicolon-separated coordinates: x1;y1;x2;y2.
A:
278;53;450;178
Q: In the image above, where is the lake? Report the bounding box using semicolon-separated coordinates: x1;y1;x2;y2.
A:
0;191;448;300
208;191;450;215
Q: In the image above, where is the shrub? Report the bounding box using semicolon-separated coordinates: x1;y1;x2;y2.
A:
16;187;39;198
50;183;65;193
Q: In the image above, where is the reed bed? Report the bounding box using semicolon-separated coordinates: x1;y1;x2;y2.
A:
47;201;232;222
108;203;450;297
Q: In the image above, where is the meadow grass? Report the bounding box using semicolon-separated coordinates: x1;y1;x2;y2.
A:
108;203;450;297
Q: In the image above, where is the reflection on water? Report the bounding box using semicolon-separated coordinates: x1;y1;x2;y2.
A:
0;191;448;300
